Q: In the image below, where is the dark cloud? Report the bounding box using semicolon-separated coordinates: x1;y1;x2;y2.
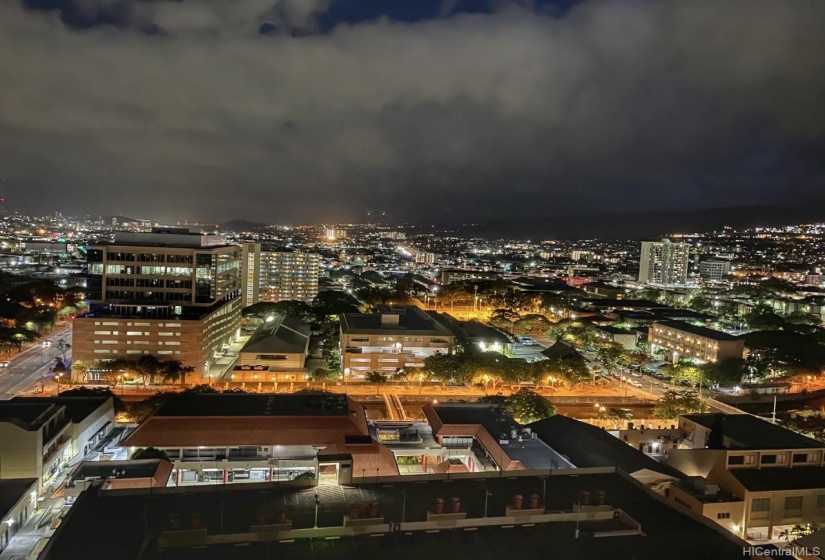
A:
1;0;824;225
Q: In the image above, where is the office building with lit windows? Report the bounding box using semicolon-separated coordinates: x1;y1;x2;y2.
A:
72;229;242;378
259;249;321;303
638;238;690;285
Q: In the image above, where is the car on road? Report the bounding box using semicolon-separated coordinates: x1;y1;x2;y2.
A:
0;360;9;367
518;337;538;346
630;380;644;388
631;371;642;377
680;379;694;387
652;372;665;379
42;339;53;347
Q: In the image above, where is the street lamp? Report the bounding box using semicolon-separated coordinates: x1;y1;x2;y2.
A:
344;368;350;394
55;373;62;395
418;373;425;396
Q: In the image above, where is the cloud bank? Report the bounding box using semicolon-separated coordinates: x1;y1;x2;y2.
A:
1;0;824;225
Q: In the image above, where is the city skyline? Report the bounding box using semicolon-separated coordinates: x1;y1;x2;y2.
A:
2;0;825;226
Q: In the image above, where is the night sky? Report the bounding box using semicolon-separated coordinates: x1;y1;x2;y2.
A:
1;0;824;226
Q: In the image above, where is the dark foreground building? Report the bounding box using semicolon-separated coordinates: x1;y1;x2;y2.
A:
39;469;745;560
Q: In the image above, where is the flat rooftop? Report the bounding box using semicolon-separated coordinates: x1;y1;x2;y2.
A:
42;471;743;560
11;396;110;424
70;459;165;483
731;466;825;492
529;416;684;479
153;393;351;418
0;401;60;430
682;413;825;449
109;229;230;248
0;479;37;517
341;305;453;336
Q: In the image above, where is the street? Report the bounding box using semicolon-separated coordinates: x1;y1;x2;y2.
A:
0;326;72;400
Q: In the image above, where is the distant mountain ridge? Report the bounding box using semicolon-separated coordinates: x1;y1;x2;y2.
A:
218;219;269;232
455;205;825;240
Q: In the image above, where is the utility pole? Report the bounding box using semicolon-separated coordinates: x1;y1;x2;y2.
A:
483;487;491;518
401;490;407;523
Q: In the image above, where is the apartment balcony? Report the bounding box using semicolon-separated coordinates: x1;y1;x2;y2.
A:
42;433;72;466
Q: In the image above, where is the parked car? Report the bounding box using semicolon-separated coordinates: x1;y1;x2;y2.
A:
652;372;664;380
630;380;644;388
680;379;693;387
631;371;642;378
642;366;658;374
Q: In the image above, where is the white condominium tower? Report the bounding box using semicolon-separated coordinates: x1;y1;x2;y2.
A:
638;238;689;285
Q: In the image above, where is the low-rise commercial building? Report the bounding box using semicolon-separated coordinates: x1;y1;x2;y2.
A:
423;403;574;473
122;393;397;487
648;320;744;363
233;316;311;382
340;306;454;378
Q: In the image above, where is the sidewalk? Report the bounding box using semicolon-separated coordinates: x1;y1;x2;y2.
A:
203;334;250;383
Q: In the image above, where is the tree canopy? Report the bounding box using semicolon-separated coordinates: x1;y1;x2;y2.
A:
653;390;707;420
478;389;555;424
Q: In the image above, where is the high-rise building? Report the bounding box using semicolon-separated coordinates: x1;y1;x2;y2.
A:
698;259;731;282
73;228;242;378
259;249;321;303
638;238;690;285
240;242;261;307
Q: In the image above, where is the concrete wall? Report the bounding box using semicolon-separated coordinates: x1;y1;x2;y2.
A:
667;448;725;479
0;424;42;482
73;399;115;458
237;352;305;371
667;484;744;535
0;479;38;554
